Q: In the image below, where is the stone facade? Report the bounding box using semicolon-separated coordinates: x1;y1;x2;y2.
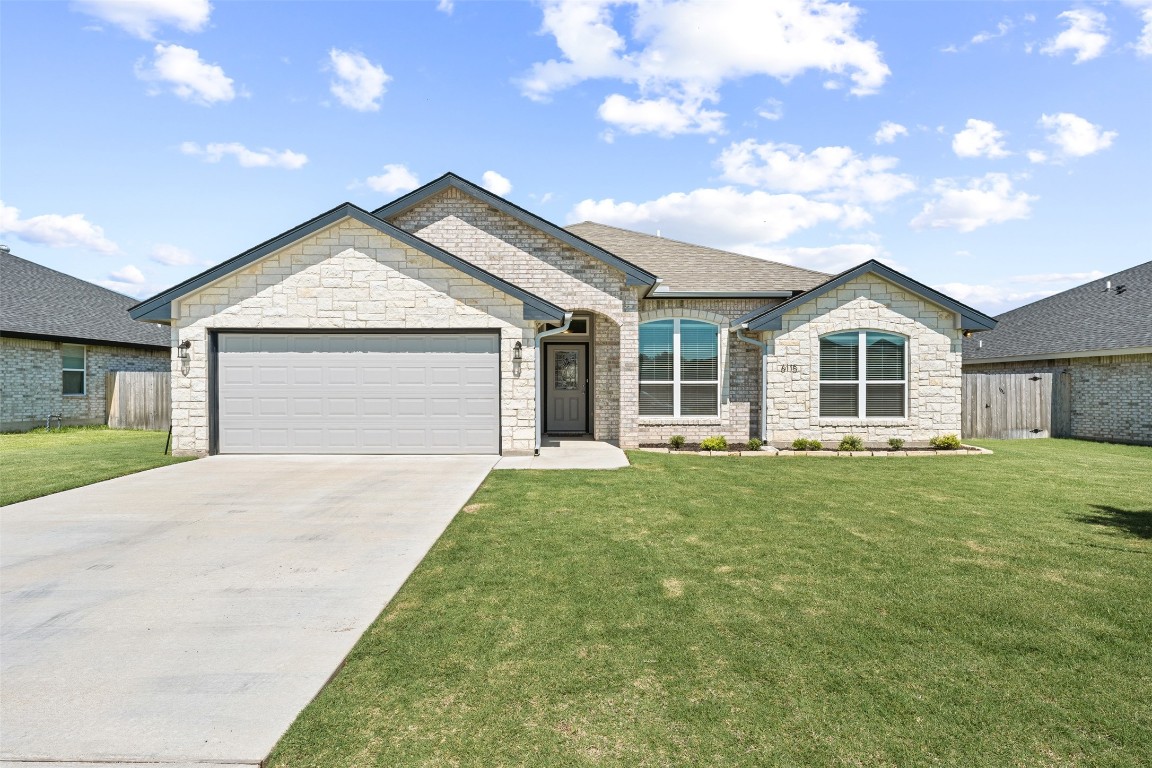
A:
169;218;537;456
760;274;963;447
1;336;169;431
965;353;1152;445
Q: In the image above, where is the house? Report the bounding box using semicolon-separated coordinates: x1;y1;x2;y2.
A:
1;248;171;432
963;261;1152;445
128;173;996;456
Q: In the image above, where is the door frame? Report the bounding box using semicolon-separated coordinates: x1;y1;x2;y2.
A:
543;340;591;434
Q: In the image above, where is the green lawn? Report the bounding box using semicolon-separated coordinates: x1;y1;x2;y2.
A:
0;426;194;506
270;439;1152;767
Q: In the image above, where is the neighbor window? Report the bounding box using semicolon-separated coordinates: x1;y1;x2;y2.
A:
62;344;86;396
819;331;906;418
639;319;719;416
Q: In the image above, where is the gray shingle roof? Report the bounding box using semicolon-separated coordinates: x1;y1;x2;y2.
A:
564;222;829;294
963;261;1152;361
1;251;170;348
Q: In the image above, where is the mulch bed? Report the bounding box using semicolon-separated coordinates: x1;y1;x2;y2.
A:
640;442;960;453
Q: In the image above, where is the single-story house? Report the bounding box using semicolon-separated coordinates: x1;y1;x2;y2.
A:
963;261;1151;445
129;173;996;456
1;248;171;432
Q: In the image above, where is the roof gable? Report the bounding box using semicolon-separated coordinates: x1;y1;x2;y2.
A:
374;173;658;288
1;252;170;348
739;260;998;332
128;203;566;324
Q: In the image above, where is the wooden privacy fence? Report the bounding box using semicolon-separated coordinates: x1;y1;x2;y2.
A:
962;372;1071;439
106;371;171;431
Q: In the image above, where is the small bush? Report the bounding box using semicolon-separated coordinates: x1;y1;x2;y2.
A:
791;438;822;451
888;438;905;451
668;434;686;450
930;433;962;450
746;438;763;452
700;435;728;452
838;435;865;452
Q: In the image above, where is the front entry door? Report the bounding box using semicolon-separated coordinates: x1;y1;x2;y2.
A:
546;344;587;433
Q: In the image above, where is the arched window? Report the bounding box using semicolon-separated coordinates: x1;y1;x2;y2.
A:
819;331;906;417
639;319;719;416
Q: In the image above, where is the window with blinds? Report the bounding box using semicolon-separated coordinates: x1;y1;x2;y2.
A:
62;344;86;396
818;331;905;418
639;319;719;416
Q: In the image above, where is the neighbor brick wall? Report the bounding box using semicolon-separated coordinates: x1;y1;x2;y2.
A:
1;336;169;431
170;218;537;456
965;353;1152;445
760;274;963;446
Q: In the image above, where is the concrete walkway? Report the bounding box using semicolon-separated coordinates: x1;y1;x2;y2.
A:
494;436;630;470
0;454;496;766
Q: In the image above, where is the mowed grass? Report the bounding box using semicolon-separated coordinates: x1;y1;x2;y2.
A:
0;426;193;506
270;440;1152;767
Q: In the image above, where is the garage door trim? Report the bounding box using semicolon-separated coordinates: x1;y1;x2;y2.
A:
208;328;502;455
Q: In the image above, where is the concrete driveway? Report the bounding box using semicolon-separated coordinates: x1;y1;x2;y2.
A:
0;454;497;766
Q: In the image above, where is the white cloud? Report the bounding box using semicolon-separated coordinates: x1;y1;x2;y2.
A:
1038;112;1117;158
743;242;888;273
180;141;308;169
481;171;513;196
873;121;908;144
938;271;1106;314
109;264;146;284
149;243;196;266
1041;9;1109;63
135;44;236;105
520;0;889;136
72;0;211;40
328;49;389;112
570;186;849;246
364;164;420;194
757;98;784;121
952;119;1010;159
437;0;454;14
1027;149;1048;164
0;201;119;254
597;93;725;136
971;19;1013;45
910;173;1036;233
1130;2;1152;55
717;139;916;205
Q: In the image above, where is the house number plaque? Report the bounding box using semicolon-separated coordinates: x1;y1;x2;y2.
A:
779;364;801;373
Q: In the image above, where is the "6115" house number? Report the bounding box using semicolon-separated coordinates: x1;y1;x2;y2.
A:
779;364;801;373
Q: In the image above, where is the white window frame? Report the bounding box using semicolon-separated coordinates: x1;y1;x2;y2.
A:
639;318;720;417
818;330;907;419
62;343;86;397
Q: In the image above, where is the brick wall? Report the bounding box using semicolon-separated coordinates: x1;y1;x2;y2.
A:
1;336;169;431
965;353;1152;445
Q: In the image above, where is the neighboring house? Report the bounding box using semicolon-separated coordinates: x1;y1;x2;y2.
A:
129;173;996;456
963;261;1152;445
0;249;171;432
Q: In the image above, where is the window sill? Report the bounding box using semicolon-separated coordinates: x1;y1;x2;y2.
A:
62;393;87;398
818;418;908;425
639;417;723;426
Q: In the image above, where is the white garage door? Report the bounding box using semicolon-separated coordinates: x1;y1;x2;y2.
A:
216;332;500;454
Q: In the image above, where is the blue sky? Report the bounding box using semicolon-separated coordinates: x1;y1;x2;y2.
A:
2;0;1149;314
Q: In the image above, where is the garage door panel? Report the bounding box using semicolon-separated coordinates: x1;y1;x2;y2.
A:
217;332;499;454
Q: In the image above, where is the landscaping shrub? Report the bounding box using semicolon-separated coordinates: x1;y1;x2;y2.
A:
700;435;728;452
930;434;962;450
838;435;865;452
888;438;905;451
746;438;763;452
791;438;823;451
668;434;686;450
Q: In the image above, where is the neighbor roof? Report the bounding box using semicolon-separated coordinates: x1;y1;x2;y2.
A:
0;251;170;349
738;260;998;333
963;260;1152;362
565;222;829;296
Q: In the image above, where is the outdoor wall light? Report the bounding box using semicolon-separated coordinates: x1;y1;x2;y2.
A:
512;341;523;377
177;340;192;360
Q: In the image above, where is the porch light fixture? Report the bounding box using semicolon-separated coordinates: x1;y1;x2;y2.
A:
512;341;523;377
177;340;192;360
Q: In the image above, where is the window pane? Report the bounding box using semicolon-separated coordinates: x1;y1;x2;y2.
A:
639;383;674;416
61;344;85;370
680;384;718;416
820;383;858;417
866;332;905;381
680;320;718;381
639;320;673;381
866;384;905;417
820;333;858;380
63;370;85;395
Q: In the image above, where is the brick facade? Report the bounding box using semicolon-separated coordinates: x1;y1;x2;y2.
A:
965;353;1152;445
0;336;169;431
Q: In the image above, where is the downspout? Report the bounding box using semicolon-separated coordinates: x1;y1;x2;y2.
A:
735;324;767;443
534;312;574;455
